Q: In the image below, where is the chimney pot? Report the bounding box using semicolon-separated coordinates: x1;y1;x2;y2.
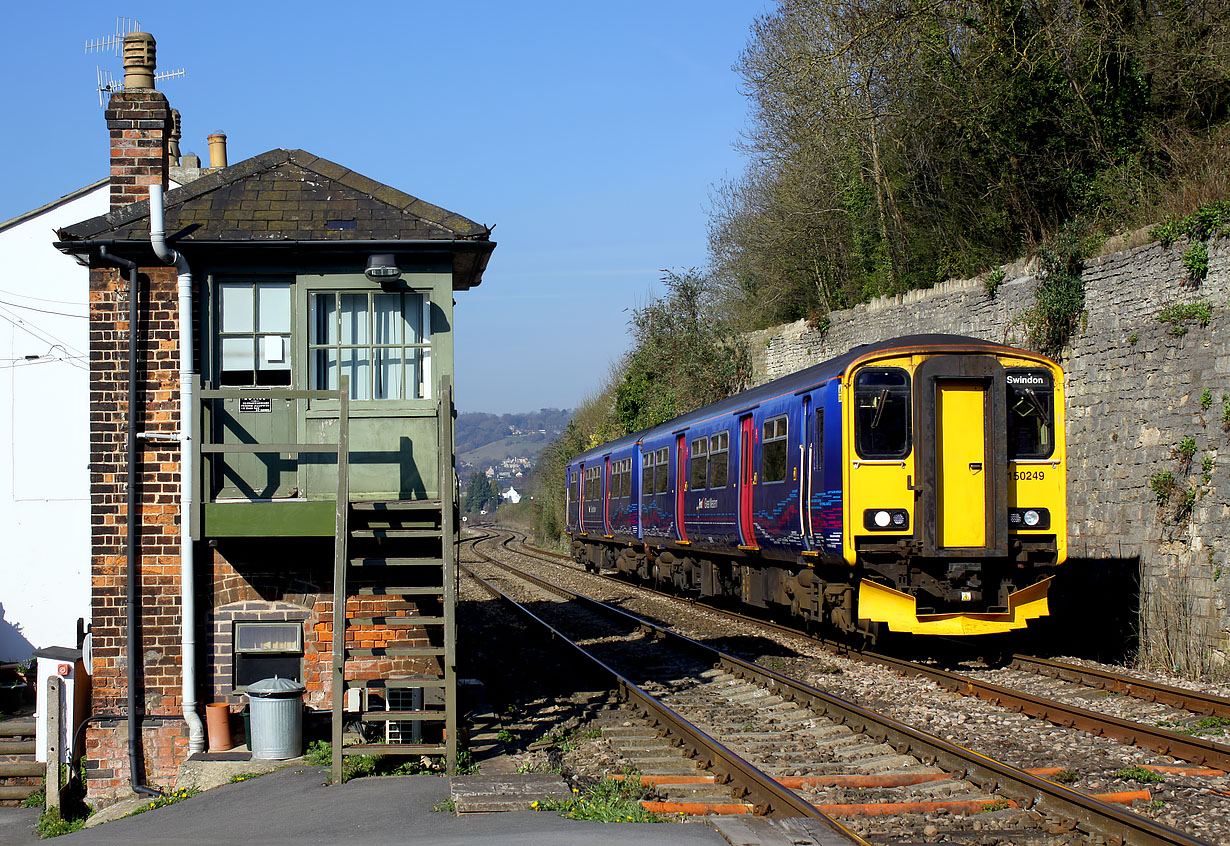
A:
169;109;183;164
208;132;228;169
122;32;157;90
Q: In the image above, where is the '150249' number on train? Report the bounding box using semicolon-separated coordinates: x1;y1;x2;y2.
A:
1013;469;1046;481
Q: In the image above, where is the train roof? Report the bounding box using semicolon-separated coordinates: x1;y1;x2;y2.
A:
567;333;1047;466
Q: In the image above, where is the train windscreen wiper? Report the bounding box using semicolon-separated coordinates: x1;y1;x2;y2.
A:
871;389;890;429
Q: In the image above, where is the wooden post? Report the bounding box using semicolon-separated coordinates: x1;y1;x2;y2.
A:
44;677;61;814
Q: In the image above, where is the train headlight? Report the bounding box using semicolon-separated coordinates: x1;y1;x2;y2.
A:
1008;507;1050;530
864;509;910;531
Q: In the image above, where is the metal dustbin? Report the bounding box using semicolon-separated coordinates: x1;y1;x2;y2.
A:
245;677;305;760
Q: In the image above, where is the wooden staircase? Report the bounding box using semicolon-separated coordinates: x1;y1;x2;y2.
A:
0;717;40;805
331;381;458;782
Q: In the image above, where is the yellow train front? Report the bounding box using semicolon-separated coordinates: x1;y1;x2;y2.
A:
839;337;1066;638
564;335;1067;642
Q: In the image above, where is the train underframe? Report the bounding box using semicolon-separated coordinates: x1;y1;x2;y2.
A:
571;536;1060;642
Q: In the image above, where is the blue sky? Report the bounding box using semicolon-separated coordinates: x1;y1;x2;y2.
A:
1;2;770;413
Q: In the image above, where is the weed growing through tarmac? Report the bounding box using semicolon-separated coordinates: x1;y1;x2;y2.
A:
532;777;670;823
432;798;456;813
124;787;199;819
1114;766;1166;784
36;809;88;838
228;772;269;783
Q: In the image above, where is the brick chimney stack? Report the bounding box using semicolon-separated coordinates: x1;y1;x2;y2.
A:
106;31;171;211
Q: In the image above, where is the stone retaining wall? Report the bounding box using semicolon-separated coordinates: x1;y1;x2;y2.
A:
746;233;1230;674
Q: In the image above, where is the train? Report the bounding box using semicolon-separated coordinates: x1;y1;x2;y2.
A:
564;334;1067;642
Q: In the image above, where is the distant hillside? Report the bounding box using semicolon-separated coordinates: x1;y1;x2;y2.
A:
456;409;570;480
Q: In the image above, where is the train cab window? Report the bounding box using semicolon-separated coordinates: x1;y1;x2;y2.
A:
690;437;709;489
655;447;670;494
854;368;911;459
1007;369;1055;459
710;432;729;488
762;416;788;483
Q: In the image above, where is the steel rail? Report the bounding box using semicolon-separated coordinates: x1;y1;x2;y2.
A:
459;548;863;839
1009;655;1230;720
480;531;1215;846
511;532;1230;770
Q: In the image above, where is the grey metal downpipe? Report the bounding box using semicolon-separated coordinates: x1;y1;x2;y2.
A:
96;246;160;797
148;184;205;755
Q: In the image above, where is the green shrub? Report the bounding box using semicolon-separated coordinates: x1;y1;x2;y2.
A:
1156;302;1212;336
533;777;668;823
984;267;1006;298
1114;766;1165;784
1201;389;1213;410
1183;242;1209;281
1150;471;1176;505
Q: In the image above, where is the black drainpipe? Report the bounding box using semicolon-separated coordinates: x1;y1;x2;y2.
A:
96;247;160;798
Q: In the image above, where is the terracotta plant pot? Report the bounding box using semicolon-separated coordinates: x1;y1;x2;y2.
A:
206;703;233;752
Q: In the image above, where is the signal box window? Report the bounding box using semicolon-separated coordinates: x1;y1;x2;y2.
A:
233;622;303;690
710;431;729;488
762;416;788;483
218;281;292;386
309;290;431;400
1007;369;1055;459
854;368;911;460
690;437;708;489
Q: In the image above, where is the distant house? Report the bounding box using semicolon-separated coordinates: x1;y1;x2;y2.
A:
502;487;522;504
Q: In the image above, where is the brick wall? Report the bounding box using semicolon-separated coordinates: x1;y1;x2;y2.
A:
86;260;186;800
105;90;170;211
746;232;1230;674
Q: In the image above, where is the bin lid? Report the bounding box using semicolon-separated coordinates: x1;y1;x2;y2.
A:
245;676;306;698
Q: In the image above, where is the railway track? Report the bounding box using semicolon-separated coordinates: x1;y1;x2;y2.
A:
464;531;1215;846
502;531;1230;771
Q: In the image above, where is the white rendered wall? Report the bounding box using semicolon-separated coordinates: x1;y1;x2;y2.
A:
0;185;102;659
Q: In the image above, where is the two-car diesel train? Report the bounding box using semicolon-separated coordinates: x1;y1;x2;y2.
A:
564;334;1067;640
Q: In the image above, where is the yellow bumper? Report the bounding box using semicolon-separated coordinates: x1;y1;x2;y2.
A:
857;577;1052;636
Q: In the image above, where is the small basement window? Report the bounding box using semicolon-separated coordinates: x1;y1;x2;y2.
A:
233;622;303;690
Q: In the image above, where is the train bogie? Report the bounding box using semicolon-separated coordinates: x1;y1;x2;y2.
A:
565;335;1067;640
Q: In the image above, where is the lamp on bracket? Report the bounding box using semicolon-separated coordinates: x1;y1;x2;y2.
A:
365;254;402;283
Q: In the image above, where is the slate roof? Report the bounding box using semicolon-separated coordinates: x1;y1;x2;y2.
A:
56;149;495;288
59;148;491;241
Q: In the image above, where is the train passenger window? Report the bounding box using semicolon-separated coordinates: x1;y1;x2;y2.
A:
655;447;670;494
642;452;654;496
608;462;619;500
690;437;708;489
813;410;824;471
1007;369;1055;459
710;432;729;487
854;368;911;459
763;416;788;483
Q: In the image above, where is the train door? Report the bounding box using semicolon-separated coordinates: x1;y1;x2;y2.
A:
578;463;586;535
738;415;757;549
800;396;813;548
936;384;986;548
675;435;689;543
913;355;1007;558
603;456;612;537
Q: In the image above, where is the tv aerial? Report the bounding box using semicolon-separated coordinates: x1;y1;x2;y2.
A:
86;17;185;106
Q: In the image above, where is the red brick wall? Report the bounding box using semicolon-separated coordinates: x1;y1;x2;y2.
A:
86;258;187;802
